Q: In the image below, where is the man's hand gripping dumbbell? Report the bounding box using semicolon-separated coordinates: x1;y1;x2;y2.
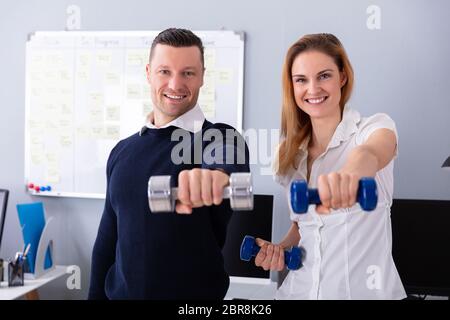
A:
148;168;253;213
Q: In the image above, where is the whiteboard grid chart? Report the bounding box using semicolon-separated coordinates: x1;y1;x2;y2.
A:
25;31;244;198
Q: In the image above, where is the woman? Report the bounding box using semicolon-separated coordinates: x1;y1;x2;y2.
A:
254;33;406;299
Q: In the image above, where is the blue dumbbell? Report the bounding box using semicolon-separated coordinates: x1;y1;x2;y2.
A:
240;235;303;270
290;177;378;214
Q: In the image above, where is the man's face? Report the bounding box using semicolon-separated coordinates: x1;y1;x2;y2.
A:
146;44;204;124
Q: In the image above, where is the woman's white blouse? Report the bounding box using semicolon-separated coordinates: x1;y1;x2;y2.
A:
274;107;407;300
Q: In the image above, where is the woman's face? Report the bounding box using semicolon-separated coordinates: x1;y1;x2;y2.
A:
291;50;346;120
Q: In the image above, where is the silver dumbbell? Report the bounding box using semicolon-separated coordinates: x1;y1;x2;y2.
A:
148;172;253;212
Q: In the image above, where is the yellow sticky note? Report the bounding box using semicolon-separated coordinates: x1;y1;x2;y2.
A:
46;52;64;67
30;147;44;165
78;53;91;67
60;102;73;116
59;69;72;82
46;87;58;96
77;126;90;138
46;152;59;166
59;87;73;97
105;72;121;85
45;119;58;130
30;54;44;68
199;100;215;118
77;69;90;83
60;134;72;147
106;105;120;122
29;119;44;131
127;84;141;99
91;125;104;139
96;51;113;67
127;49;148;67
59;118;72;129
204;48;216;69
44;70;57;83
89;105;104;122
89;92;104;107
30;135;43;147
217;69;233;84
204;69;216;83
43;102;58;112
200;85;215;101
31;87;43;97
105;125;120;140
46;166;60;183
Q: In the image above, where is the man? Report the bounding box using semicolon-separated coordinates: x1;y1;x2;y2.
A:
88;28;249;299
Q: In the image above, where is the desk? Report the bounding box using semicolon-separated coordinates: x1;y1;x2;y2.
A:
225;280;278;300
0;265;68;300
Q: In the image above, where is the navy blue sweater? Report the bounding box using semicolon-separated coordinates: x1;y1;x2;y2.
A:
88;121;250;299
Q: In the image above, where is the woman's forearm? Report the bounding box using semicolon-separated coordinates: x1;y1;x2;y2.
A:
278;222;301;249
340;145;379;177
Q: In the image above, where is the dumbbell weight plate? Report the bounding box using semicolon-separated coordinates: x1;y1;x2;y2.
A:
228;172;254;211
240;235;255;261
148;175;175;212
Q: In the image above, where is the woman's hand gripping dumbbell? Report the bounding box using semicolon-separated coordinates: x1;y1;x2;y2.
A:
148;169;253;213
290;176;378;214
240;235;303;271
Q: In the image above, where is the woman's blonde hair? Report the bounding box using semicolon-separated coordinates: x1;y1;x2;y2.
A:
276;33;354;176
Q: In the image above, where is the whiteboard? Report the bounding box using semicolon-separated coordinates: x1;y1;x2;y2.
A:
24;31;245;199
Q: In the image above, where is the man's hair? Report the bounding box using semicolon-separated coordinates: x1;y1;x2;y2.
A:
149;28;204;67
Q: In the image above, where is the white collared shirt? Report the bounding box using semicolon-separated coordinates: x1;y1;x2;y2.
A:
274;107;407;300
140;104;205;135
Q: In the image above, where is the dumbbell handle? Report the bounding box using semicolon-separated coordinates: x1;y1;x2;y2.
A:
151;185;250;210
169;185;233;200
306;189;325;205
291;177;378;213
